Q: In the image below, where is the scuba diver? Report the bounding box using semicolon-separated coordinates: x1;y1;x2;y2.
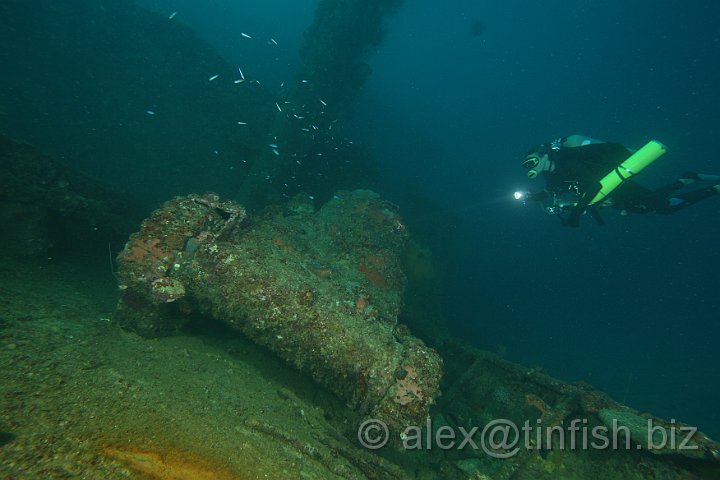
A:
516;135;720;227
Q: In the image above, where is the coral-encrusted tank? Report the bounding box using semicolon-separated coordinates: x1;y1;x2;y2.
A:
114;190;442;435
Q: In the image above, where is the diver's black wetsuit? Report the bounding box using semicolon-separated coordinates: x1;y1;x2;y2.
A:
544;142;631;196
542;142;631;226
612;177;719;215
542;142;718;226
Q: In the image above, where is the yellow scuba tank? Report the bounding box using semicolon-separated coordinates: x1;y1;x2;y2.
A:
589;140;667;206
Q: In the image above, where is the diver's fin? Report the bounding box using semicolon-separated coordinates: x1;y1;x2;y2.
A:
679;171;699;185
697;173;720;182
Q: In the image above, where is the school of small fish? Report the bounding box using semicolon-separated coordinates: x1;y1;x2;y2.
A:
149;10;358;199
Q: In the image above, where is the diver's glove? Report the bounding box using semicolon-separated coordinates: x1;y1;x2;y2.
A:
524;190;549;202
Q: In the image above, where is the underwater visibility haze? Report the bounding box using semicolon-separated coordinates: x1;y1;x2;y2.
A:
1;0;719;478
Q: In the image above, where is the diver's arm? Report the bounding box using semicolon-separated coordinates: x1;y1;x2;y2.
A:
560;180;603;227
526;190;549;202
562;135;605;148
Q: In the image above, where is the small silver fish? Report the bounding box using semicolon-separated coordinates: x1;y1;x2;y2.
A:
168;11;177;19
241;33;252;39
208;74;219;81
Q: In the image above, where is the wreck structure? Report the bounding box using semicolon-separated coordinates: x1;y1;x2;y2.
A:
114;190;442;433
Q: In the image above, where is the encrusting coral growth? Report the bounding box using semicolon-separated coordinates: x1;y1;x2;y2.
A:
114;190;442;435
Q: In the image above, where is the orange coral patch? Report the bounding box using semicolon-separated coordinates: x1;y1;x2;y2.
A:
120;238;170;265
358;264;388;288
104;446;244;480
526;393;553;422
355;295;369;313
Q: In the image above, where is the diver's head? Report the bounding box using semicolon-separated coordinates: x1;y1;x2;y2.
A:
522;144;553;178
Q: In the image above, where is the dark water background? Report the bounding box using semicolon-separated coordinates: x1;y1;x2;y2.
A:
2;0;718;438
351;0;720;438
349;0;720;437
